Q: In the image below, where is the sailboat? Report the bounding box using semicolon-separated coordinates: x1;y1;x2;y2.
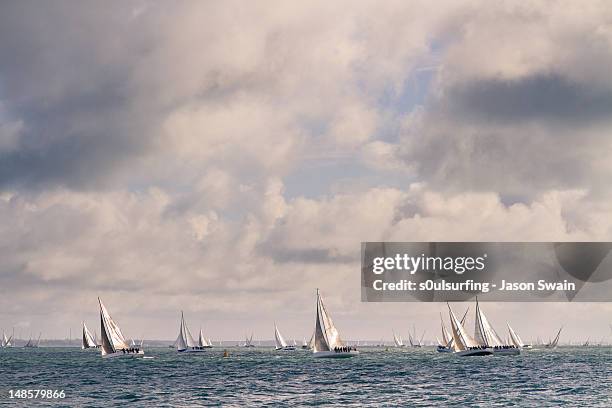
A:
1;330;13;348
175;311;206;353
392;330;405;348
507;323;532;349
301;337;309;349
24;333;41;348
544;327;563;349
198;328;213;349
436;313;453;353
312;289;358;358
98;298;144;358
243;333;255;348
81;322;99;349
274;324;296;351
474;299;520;355
448;304;492;356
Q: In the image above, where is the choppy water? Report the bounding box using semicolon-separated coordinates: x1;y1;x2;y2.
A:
1;346;611;407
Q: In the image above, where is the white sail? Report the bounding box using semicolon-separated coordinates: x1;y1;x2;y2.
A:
313;289;345;352
82;322;97;349
440;313;452;345
507;323;524;348
392;331;404;347
448;304;479;351
130;338;136;347
307;331;315;349
274;324;288;349
98;298;130;355
1;331;8;347
176;311;197;351
473;300;504;347
198;329;211;347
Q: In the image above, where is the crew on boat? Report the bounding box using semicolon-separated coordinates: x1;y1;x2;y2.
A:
333;346;357;352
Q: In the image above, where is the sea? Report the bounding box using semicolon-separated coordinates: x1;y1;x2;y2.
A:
1;346;611;407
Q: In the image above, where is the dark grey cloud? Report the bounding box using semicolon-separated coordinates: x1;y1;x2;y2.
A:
400;71;612;197
442;73;612;124
0;1;160;190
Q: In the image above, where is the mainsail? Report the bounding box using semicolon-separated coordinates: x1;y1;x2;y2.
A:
176;311;197;351
507;323;524;348
274;324;288;349
448;304;479;351
474;299;504;347
440;313;452;345
313;289;345;352
99;298;130;355
82;322;97;349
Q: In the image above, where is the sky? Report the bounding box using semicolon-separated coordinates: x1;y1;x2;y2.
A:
1;0;612;343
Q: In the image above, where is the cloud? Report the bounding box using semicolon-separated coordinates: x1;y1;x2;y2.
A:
1;1;612;341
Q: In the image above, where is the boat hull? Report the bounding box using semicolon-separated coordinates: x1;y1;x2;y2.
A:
275;346;296;351
313;350;359;358
492;348;521;355
455;349;493;356
178;348;208;353
102;350;145;359
436;347;453;353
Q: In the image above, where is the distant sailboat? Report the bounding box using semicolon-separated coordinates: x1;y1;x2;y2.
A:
312;289;358;358
81;322;99;349
392;330;405;348
24;333;41;348
301;337;309;349
98;297;144;358
243;333;255;348
545;327;563;349
447;304;491;356
175;311;206;353
507;323;532;349
274;324;296;351
198;328;213;349
474;299;519;355
436;313;453;353
1;330;13;348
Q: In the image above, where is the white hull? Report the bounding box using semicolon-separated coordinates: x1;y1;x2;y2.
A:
492;347;521;355
275;346;296;351
455;349;493;356
102;350;145;359
436;346;453;353
313;350;359;359
522;345;533;349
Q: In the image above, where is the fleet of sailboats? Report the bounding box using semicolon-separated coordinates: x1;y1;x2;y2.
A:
1;293;590;356
175;311;207;353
